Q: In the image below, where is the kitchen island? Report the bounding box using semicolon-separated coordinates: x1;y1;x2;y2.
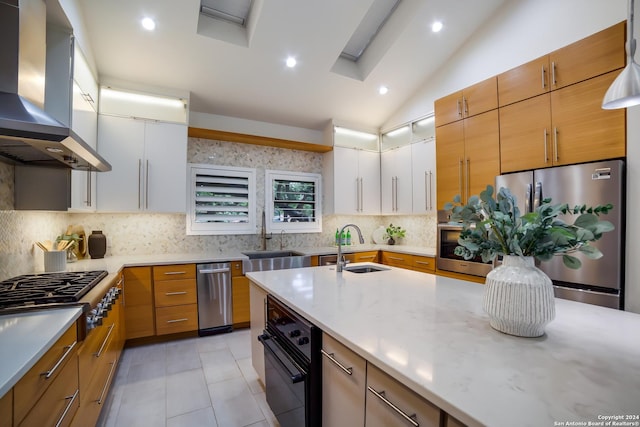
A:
246;264;640;427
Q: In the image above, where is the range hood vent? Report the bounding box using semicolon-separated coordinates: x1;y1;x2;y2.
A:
0;0;111;172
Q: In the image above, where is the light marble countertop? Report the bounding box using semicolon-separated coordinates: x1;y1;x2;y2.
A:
246;264;640;427
0;306;83;397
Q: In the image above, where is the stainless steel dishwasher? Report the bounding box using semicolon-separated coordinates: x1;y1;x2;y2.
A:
196;262;233;336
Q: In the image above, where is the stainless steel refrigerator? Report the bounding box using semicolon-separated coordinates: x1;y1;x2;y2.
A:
495;160;625;309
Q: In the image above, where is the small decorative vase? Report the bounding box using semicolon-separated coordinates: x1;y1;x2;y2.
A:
387;237;395;245
88;230;107;259
483;255;555;338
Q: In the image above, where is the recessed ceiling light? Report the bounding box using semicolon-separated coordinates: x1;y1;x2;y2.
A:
286;57;297;68
432;21;443;33
141;17;156;31
378;85;389;95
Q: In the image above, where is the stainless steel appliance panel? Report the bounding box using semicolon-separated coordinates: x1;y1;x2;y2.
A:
196;263;233;335
436;223;494;277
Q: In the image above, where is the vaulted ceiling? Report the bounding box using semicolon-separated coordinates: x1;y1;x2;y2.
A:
79;0;508;131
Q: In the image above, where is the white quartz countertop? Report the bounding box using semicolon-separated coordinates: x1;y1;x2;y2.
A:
0;307;83;397
246;264;640;427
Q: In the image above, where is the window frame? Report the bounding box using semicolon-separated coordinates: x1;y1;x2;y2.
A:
186;163;257;235
265;169;322;234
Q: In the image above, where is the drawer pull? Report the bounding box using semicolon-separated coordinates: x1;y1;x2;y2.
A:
163;271;187;275
97;361;117;405
359;255;376;260
388;256;405;261
165;291;188;296
41;340;77;379
94;324;115;358
367;386;419;427
167;318;188;323
55;388;79;427
415;261;431;265
321;349;353;376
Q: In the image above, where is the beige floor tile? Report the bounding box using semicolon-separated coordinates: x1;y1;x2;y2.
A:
197;332;230;353
167;407;219;427
167;338;202;374
253;391;280;427
166;368;212;418
115;376;166;427
227;329;252;360
200;348;243;384
236;356;264;394
208;377;265;427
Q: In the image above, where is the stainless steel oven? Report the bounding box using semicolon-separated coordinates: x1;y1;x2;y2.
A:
437;222;493;277
259;295;321;427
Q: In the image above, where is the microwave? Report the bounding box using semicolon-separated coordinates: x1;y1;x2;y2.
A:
436;222;493;277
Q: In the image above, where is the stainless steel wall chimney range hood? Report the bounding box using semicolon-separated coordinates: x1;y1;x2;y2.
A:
0;0;111;172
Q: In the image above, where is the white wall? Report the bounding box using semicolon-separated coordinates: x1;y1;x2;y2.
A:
382;0;640;313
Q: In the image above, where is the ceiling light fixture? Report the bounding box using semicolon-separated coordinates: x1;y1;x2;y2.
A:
286;57;297;68
431;21;443;33
378;85;389;95
141;17;156;31
602;0;640;109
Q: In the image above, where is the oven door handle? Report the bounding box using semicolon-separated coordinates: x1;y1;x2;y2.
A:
258;333;306;384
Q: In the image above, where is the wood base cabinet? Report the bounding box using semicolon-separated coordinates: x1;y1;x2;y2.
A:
153;264;198;335
0;390;11;427
381;252;435;274
232;276;250;326
365;364;440;427
124;267;155;339
321;333;367;427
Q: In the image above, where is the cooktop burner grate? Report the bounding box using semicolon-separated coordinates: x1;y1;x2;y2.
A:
0;270;108;309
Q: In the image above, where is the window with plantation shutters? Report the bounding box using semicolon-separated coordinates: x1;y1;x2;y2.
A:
187;164;256;235
265;170;322;233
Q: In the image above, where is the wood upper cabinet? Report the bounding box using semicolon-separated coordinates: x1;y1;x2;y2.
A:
123;266;155;339
500;71;625;172
436;110;500;208
435;77;498;127
322;333;367;427
498;22;625;107
365;363;441;427
549;21;625;90
550;70;626;165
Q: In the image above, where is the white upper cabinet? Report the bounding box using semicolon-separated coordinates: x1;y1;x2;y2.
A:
97;115;187;213
381;144;413;214
323;126;380;215
411;139;436;214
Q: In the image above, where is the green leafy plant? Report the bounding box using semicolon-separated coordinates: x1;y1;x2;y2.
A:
384;224;406;240
443;185;614;269
55;233;81;250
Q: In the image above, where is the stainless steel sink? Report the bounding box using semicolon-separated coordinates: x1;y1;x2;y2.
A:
344;265;390;274
242;250;312;273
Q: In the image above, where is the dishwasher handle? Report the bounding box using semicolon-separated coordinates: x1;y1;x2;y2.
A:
198;267;230;274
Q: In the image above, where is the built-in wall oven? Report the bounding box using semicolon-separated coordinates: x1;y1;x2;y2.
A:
437;221;493;277
259;295;321;427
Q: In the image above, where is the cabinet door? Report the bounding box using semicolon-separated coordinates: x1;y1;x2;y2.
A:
498;55;550;107
435;121;465;208
462;77;498;118
381;146;412;214
97;115;145;211
550;21;625;90
70;82;97;211
434;90;463;127
359;149;381;214
123;266;155;339
551;71;626;166
499;94;552;172
232;276;250;325
411;139;436;213
333;146;360;214
249;282;267;386
322;333;367;427
365;364;440;427
144;121;188;213
0;390;11;427
464;110;500;200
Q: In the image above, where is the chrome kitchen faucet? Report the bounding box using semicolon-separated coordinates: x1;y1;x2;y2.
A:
336;224;365;272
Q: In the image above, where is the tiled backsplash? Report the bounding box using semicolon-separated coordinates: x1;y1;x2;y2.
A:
0;138;436;280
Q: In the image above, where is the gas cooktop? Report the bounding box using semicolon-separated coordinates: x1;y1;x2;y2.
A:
0;270;108;309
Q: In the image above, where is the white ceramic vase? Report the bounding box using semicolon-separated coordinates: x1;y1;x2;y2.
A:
483;255;556;338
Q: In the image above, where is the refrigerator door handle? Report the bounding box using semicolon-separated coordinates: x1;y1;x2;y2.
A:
533;182;542;210
525;183;532;213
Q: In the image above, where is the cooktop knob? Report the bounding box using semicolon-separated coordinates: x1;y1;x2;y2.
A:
297;336;309;345
289;329;301;337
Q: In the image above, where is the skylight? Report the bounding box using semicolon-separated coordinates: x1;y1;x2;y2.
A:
340;0;401;62
200;0;252;27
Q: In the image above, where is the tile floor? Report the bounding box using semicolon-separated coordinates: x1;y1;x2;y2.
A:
97;329;279;427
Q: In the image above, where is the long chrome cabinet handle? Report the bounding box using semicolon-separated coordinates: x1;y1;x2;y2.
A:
55;389;79;427
86;170;92;207
465;158;470;201
94;324;115;358
458;158;463;201
198;268;230;274
415;260;431;266
388;256;405;261
164;271;187;275
138;159;142;210
424;171;429;211
553;127;559;162
41;341;77;379
356;178;360;212
367;386;419;427
456;99;461;118
543;128;548;163
428;171;433;211
321;349;353;375
97;361;117;405
463;96;468;116
145;159;150;209
541;65;546;89
551;61;557;86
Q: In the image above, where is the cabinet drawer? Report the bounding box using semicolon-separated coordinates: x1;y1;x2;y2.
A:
19;353;79;427
78;321;117;394
412;255;435;273
154;279;197;307
366;363;440;427
381;251;411;268
14;323;78;424
353;251;379;263
153;264;196;281
72;346;118;427
155;304;198;335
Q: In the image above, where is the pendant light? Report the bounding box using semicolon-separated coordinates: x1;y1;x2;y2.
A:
602;0;640;109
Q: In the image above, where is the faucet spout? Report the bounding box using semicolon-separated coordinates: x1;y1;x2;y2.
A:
336;224;365;273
